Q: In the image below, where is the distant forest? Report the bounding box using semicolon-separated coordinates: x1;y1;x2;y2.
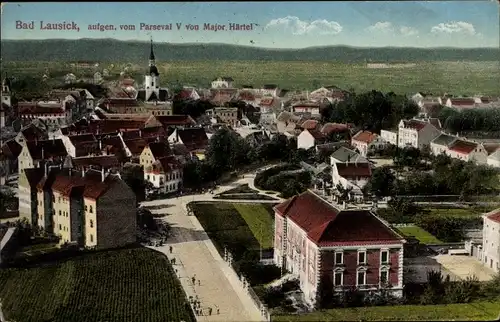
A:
1;39;499;62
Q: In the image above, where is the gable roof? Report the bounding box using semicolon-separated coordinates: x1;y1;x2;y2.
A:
71;155;120;169
336;162;372;177
301;119;319;130
23;168;45;189
81;169;121;200
26;139;68;160
124;138;149;156
307;129;327;140
176;128;209;151
450;98;476;106
1;139;22;160
330;146;367;163
274;191;403;246
432;133;457;147
20;124;47;141
352;131;378;144
401;119;427;131
321;123;350;135
146;142;172;159
448;139;478;155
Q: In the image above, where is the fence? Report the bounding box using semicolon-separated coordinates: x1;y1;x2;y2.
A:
223;247;271;322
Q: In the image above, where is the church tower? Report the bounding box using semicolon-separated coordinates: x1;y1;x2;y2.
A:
1;74;11;107
144;39;160;101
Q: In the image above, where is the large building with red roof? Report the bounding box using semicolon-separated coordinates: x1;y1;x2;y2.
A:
397;118;441;149
480;209;500;273
351;130;386;157
274;190;405;307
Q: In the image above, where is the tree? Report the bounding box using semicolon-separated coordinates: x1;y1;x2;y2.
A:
205;127;250;174
121;164;148;203
367;166;395;198
393;147;421;168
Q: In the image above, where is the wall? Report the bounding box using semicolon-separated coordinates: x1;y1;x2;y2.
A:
380;130;397;146
482;217;500;272
84;198;97;247
52;191;72;244
96;180;136;249
297;131;315;150
417;125;441;149
398;127;418;148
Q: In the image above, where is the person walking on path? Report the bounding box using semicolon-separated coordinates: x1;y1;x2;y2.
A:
191;275;196;285
169;246;173;253
208;307;212;316
198;279;201;286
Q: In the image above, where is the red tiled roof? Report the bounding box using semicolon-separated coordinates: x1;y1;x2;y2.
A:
402;119;427;131
259;98;275;107
352;131;378;144
89;120;146;133
321;123;349;135
480;97;492;104
121;78;135;86
336;163;372;177
156;115;196;127
175;128;209;151
449;140;477;155
124;138;148;156
450;98;475;106
52;173;85;197
487;211;500;224
72;155;120;169
68;134;96;145
81;170;119;200
308;129;326;140
274;191;403;246
301;120;319;130
238;91;256;101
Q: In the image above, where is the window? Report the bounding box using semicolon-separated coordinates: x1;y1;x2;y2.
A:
380;250;389;264
334;271;343;286
357;270;366;286
380;269;389;285
59;224;62;230
59;210;62;216
85;205;88;212
335;252;343;265
90;234;94;242
90;220;94;228
358;250;366;265
89;206;93;213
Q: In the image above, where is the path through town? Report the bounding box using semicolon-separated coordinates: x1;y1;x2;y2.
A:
141;174;281;322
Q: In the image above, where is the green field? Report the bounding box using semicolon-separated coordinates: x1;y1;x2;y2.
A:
397;225;442;244
5;60;500;95
272;301;500;321
191;202;275;255
0;247;194;322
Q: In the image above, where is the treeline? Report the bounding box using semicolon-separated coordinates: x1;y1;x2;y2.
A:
439;107;500;133
2;39;499;62
322;90;419;132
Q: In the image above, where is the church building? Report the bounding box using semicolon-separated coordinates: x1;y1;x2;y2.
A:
136;40;170;103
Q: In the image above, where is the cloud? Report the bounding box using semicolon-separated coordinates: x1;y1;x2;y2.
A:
400;26;419;36
431;21;476;35
367;21;394;33
265;16;342;35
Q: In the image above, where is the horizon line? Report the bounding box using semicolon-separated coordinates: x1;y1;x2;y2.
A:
1;38;499;50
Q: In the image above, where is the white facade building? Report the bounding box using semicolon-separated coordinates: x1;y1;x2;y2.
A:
397;119;441;149
211;77;234;89
380;129;398;146
481;210;500;273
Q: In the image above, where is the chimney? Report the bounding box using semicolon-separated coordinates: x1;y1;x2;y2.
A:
101;167;105;182
41;147;45;160
82;167;85;177
99;139;102;150
343;201;346;209
139;129;142;137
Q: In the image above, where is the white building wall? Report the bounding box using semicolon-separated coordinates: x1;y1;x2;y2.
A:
18;186;32;221
297;131;315;150
380;130;398;146
482;216;500;273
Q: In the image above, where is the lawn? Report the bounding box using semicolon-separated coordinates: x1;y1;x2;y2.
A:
220;184;256;194
397;225;443;244
425;208;482;219
191;202;276;257
233;204;275;249
0;247;194;322
272;301;500;321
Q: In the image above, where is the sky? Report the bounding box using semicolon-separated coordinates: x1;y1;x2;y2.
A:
1;1;499;48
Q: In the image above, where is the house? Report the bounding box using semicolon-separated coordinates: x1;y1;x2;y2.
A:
479;209;500;273
447;139;487;163
61;133;98;157
175;87;201;100
167;128;209;159
206;107;239;127
351;131;385;157
261;84;280;97
276;112;307;134
273;190;405;307
18;139;68;173
297;129;327;150
18;101;72;127
144;155;183;193
331;161;372;197
330;147;368;164
156;115;197;129
487;148;500;168
444;98;476;110
430;133;458;156
211;77;234;89
258;97;280;114
397;119;441;149
40;167;136;249
380;129;398;146
140;141;172;169
18;168;45;225
292;102;321;116
15;124;47;144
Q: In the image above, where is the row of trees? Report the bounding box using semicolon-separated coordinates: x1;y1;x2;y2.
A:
367;150;499;198
439;107;500;134
321;90;419;133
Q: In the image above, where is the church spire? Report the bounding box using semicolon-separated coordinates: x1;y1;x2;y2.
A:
149;38;155;61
